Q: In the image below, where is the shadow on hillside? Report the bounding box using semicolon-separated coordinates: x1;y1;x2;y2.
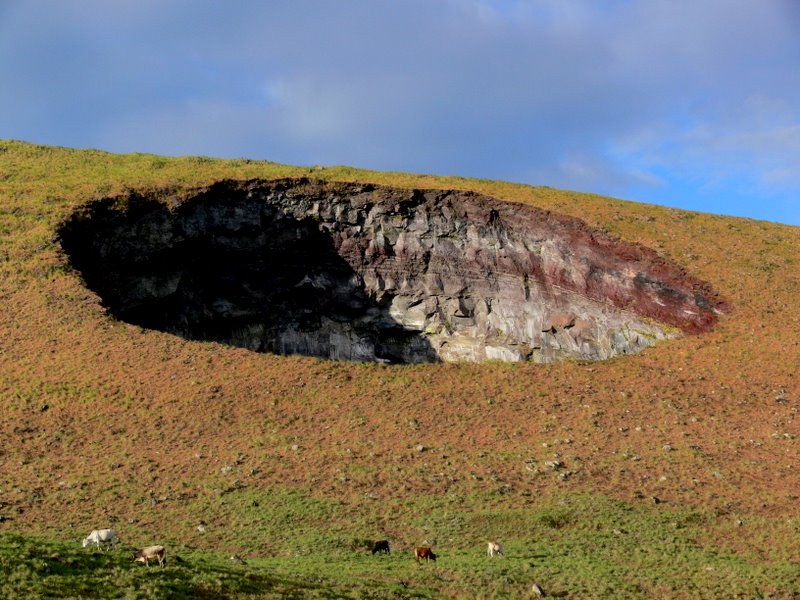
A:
58;193;437;364
0;532;373;599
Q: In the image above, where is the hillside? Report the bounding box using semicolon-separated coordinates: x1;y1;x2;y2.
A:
1;139;799;598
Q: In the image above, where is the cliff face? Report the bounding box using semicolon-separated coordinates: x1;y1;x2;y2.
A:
58;178;726;363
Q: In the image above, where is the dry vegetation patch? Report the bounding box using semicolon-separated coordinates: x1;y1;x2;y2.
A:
1;140;799;597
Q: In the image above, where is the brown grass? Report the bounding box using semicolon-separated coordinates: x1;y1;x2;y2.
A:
1;139;799;569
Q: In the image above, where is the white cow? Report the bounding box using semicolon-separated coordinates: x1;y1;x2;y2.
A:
82;528;117;551
487;541;504;557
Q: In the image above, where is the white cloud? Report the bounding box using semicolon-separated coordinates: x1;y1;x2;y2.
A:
613;95;800;196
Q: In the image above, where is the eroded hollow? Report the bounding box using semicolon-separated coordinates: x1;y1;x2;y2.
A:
58;178;727;363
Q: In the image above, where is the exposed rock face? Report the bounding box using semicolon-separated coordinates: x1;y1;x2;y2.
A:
58;178;726;363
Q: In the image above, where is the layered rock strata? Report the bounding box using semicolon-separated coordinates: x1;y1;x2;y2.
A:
58;178;726;363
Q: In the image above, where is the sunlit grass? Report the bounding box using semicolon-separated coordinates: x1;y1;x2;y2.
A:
3;492;799;598
1;139;799;597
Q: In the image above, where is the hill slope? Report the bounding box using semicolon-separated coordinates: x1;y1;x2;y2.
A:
1;140;799;598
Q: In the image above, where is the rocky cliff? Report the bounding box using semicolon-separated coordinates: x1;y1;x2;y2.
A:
58;178;727;363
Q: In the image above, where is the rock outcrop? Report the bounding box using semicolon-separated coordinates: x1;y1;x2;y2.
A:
58;178;726;363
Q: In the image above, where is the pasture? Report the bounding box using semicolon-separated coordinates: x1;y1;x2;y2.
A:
3;492;799;598
1;140;799;597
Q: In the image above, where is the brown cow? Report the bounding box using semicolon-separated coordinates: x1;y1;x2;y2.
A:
132;545;166;567
415;546;437;564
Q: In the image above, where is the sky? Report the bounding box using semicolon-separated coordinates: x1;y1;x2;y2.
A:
1;1;799;225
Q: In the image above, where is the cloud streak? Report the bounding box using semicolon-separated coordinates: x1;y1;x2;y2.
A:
1;0;798;223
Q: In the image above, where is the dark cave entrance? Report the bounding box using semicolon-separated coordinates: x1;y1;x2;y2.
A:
58;192;437;363
57;178;726;364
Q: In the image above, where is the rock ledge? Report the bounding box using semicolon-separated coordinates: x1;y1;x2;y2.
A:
58;178;726;363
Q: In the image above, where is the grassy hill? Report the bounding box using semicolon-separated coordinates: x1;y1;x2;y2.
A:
1;139;799;598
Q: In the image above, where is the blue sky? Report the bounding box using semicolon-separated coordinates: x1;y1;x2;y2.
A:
2;1;798;225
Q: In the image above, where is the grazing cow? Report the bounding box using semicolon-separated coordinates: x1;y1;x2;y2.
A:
487;541;504;557
415;547;437;564
82;529;117;551
132;545;166;567
371;540;390;554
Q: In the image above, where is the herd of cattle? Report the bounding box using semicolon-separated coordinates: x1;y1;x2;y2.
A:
82;527;505;567
82;529;165;567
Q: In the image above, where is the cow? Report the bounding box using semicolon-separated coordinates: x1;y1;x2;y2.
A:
82;528;117;551
371;540;390;554
415;546;437;564
487;541;504;557
132;545;166;567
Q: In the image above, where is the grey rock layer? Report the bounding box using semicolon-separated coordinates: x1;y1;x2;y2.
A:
58;178;726;363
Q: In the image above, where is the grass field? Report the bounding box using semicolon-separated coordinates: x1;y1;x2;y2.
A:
4;492;799;599
1;139;799;598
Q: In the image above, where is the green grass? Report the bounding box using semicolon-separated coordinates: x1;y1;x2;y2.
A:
0;532;352;599
5;492;797;598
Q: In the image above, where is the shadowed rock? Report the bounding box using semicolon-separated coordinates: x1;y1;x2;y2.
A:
58;178;727;363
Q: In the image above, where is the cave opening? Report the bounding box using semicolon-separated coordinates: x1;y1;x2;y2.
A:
57;178;726;364
58;190;437;363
